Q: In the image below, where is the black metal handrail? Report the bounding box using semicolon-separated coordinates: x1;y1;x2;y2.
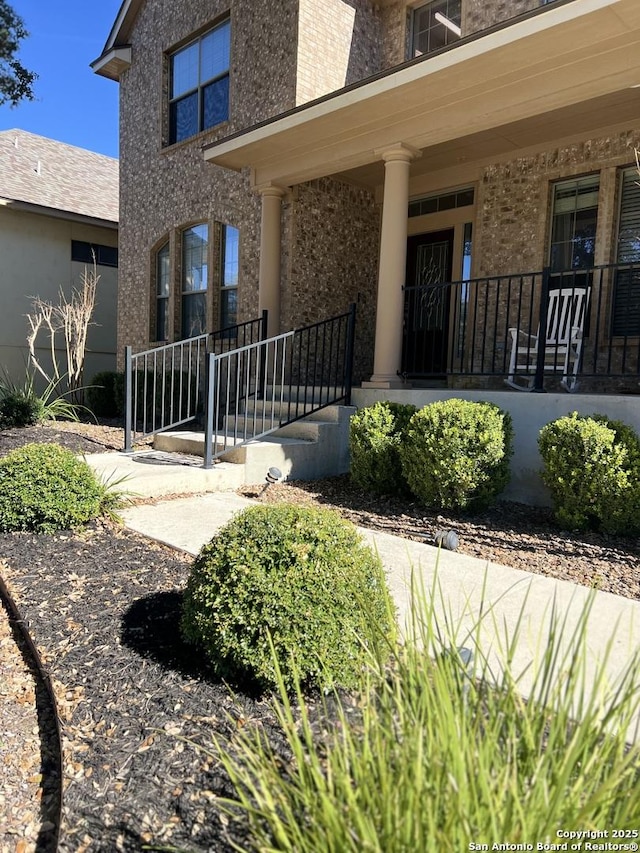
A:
203;305;356;467
402;262;640;391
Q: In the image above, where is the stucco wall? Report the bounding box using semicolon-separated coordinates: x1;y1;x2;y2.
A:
0;206;117;387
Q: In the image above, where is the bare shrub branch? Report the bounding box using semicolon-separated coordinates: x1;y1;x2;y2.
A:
26;257;100;399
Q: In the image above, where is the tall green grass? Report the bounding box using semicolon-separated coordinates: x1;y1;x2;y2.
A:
211;574;640;852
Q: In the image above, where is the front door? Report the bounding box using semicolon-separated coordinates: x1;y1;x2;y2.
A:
403;229;454;377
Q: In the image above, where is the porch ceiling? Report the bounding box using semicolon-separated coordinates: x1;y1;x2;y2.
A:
203;0;640;189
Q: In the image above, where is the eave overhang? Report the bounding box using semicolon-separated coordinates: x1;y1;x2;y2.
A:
203;0;640;188
0;197;118;230
92;0;141;80
91;46;132;81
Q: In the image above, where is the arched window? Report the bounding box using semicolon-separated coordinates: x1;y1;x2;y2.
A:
155;242;170;341
181;224;209;338
220;224;239;328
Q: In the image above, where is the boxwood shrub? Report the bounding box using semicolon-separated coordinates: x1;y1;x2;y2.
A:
349;401;417;495
399;398;513;510
181;504;396;692
0;443;110;533
538;412;640;534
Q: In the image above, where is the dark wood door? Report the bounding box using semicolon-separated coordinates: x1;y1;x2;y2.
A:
403;229;454;377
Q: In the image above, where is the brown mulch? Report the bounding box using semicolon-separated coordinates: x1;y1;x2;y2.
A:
0;525;274;852
0;421;126;457
0;419;639;850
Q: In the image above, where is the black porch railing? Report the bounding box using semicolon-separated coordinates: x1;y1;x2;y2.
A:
402;262;640;391
202;304;356;467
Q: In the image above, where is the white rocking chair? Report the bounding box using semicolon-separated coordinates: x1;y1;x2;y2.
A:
505;286;589;392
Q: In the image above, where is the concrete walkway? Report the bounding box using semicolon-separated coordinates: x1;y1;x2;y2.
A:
120;486;640;741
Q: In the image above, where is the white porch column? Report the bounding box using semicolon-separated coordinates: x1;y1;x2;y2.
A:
258;184;286;337
366;143;420;388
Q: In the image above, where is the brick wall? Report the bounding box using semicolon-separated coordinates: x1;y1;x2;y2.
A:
296;0;383;104
476;129;640;278
467;127;640;388
464;0;540;36
285;178;381;381
117;0;299;360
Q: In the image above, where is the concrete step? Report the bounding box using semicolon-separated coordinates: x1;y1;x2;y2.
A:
261;385;347;405
153;402;354;486
239;399;344;423
225;414;335;442
85;451;245;498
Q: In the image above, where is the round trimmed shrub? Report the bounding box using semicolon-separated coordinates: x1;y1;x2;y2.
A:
349;402;417;495
539;412;640;534
181;504;396;692
0;443;107;533
399;399;513;511
86;371;124;418
0;390;44;428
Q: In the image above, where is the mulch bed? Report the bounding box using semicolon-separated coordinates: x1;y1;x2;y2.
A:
1;419;640;849
0;522;285;853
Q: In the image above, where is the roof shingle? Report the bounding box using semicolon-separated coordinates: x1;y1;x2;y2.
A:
0;129;118;223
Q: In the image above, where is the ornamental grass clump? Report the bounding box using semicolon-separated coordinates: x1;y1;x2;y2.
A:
349;401;417;495
210;577;640;851
0;372;79;428
0;443;117;533
539;412;640;534
181;504;396;692
399;398;513;510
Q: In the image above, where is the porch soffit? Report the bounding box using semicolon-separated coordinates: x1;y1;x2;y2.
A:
203;0;640;189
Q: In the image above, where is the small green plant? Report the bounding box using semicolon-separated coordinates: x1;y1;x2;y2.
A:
399;398;513;510
86;371;124;418
539;412;640;534
0;443;120;532
210;576;640;851
349;401;417;494
0;371;80;427
181;504;396;692
0;387;44;427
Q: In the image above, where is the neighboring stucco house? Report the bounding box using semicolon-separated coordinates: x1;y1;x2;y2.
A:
93;0;640;395
0;130;119;388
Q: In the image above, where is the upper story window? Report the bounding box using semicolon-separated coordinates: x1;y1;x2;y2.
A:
169;18;230;145
71;240;118;268
411;0;461;59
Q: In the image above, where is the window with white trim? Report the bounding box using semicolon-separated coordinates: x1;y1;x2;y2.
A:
169;18;230;145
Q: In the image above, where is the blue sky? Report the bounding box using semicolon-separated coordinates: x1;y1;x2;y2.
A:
0;1;122;158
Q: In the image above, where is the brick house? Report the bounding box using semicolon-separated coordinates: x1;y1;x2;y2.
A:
93;0;640;396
